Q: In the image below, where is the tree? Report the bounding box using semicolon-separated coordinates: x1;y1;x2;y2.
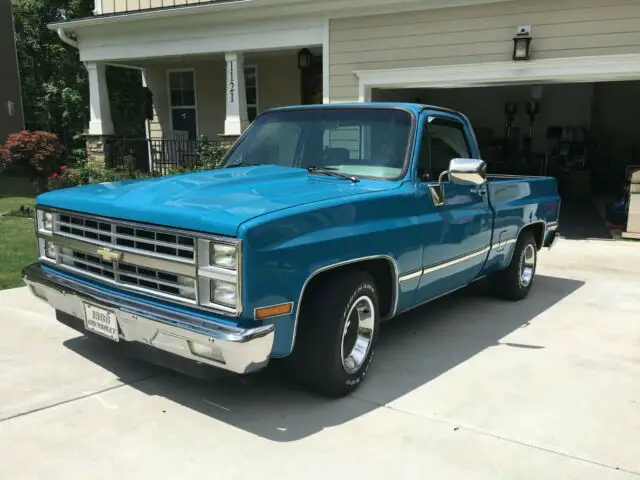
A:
12;0;146;160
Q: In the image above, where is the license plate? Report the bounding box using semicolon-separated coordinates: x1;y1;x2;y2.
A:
83;303;120;342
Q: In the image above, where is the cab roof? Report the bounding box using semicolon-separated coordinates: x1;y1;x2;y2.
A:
268;102;462;117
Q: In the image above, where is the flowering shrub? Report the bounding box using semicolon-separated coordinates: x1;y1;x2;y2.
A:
47;165;80;190
0;131;65;189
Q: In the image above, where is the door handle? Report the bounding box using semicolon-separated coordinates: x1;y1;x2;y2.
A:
470;187;486;195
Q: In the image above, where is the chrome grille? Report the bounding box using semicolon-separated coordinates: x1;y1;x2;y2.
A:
56;213;195;262
61;250;115;279
59;247;197;302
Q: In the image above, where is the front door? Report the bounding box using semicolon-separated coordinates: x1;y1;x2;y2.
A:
413;113;493;303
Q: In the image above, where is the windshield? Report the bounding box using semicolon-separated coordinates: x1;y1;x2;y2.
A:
221;108;413;180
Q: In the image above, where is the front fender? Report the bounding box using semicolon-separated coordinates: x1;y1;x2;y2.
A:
239;186;423;357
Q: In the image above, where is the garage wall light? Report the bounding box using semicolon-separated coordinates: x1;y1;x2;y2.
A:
513;25;532;61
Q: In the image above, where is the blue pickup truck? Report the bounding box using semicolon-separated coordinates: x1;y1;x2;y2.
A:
24;103;560;397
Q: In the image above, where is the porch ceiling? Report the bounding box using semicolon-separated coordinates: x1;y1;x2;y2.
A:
66;15;324;63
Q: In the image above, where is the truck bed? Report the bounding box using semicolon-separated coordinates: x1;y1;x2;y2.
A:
486;174;560;243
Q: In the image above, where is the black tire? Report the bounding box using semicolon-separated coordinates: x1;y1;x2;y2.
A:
288;270;380;397
490;231;538;301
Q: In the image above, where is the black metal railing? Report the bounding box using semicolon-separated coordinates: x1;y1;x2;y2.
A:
105;138;229;175
105;138;151;172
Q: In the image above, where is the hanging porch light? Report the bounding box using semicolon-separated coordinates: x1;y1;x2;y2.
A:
298;48;313;69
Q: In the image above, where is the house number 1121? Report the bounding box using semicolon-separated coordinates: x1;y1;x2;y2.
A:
228;60;235;104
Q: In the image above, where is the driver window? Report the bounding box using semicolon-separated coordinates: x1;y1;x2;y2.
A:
426;118;470;180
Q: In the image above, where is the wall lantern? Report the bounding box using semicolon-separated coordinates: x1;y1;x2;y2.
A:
298;48;313;69
513;25;532;61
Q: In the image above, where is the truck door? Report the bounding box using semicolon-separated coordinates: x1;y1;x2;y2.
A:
413;113;493;303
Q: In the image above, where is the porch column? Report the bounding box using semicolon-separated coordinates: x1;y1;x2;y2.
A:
221;52;249;146
85;62;114;167
87;62;114;136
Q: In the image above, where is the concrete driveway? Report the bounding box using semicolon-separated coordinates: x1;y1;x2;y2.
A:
1;239;639;479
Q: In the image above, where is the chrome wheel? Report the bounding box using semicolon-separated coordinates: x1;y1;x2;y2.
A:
520;243;536;287
341;296;375;374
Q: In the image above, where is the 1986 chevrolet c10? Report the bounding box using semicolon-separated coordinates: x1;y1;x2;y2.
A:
24;103;560;396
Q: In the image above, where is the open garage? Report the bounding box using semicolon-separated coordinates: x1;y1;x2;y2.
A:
368;74;640;240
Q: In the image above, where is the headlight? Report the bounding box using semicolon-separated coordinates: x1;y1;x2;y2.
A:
195;237;242;314
210;279;237;307
38;238;56;260
211;243;237;270
43;212;53;231
37;210;54;232
45;241;56;259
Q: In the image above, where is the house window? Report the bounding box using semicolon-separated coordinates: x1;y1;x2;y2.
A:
168;70;197;139
245;65;258;123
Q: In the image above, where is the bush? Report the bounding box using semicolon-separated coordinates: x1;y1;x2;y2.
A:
0;131;66;190
197;141;228;170
47;162;151;191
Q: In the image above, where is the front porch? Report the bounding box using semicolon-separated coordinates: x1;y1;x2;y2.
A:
84;40;325;175
89;47;323;173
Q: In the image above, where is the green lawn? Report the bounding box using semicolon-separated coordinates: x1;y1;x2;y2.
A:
0;176;37;290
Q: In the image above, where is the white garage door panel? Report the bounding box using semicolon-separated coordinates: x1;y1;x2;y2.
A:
352;54;640;101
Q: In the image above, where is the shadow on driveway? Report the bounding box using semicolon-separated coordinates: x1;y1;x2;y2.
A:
62;274;584;442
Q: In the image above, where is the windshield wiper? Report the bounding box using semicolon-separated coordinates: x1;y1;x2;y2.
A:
225;162;266;169
307;166;359;183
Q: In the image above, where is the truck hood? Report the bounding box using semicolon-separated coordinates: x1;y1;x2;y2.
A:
36;165;394;236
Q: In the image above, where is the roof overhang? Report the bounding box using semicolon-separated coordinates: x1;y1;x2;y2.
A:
48;0;513;33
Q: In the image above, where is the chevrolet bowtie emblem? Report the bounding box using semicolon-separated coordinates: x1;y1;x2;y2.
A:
96;247;122;262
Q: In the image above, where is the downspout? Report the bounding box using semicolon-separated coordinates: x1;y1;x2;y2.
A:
57;28;78;49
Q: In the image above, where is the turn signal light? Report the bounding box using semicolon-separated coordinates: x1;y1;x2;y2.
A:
254;302;293;320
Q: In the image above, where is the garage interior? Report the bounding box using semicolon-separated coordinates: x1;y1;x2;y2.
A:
373;81;640;240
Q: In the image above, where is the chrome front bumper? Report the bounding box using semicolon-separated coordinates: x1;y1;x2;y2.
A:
22;263;274;374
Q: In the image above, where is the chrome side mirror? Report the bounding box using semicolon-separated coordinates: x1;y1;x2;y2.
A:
447;158;487;185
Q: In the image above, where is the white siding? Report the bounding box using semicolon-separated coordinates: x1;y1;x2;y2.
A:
102;0;208;15
329;0;640;101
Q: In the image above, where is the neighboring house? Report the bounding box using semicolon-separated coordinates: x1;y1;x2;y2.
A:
0;0;24;143
49;0;640;194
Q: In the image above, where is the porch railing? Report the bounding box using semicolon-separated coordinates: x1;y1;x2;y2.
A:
105;138;229;175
